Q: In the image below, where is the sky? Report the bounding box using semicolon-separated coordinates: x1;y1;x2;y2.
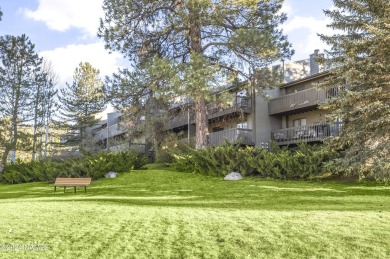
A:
0;0;335;90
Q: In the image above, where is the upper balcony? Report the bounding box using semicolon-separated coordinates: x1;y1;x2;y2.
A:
166;96;252;130
93;123;128;141
268;87;343;115
165;112;195;129
208;96;252;120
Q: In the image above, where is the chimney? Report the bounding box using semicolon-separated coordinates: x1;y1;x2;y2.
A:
310;49;320;75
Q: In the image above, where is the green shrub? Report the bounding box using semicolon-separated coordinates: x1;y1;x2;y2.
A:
0;151;147;184
170;142;332;180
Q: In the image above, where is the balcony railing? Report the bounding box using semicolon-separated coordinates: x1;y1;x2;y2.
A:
269;87;344;115
271;122;342;145
208;96;252;119
208;128;254;146
93;123;128;141
166;96;252;130
166;112;195;129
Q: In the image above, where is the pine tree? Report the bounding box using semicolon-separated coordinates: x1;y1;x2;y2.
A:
99;0;293;149
0;34;42;172
39;61;59;159
59;62;105;142
31;60;58;160
319;0;390;180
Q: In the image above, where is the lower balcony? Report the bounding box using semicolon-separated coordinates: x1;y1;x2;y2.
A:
179;128;254;147
208;128;254;146
272;123;342;145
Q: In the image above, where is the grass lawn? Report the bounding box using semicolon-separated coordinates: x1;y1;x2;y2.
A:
0;164;390;258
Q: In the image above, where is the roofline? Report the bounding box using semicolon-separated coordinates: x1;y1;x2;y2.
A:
280;70;331;88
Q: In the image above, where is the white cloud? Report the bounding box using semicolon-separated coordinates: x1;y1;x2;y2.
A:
283;15;334;60
284;16;330;33
23;0;104;37
280;1;294;17
40;42;123;84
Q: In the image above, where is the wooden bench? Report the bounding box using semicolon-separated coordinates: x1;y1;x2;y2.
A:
54;178;92;193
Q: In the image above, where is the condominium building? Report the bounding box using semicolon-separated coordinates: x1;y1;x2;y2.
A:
165;50;342;147
87;50;342;150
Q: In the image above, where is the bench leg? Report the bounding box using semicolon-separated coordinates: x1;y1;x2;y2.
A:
54;186;56;192
74;186;76;193
84;186;86;193
64;186;66;193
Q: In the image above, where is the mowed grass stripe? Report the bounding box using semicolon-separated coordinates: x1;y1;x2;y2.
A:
0;166;389;258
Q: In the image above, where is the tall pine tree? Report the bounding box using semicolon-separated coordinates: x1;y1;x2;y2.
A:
319;0;390;180
59;62;105;142
0;34;42;172
99;0;293;149
31;60;58;160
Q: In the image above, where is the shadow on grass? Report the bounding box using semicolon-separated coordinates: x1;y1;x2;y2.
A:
1;169;389;212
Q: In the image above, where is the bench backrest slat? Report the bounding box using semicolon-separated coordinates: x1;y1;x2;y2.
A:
54;178;91;186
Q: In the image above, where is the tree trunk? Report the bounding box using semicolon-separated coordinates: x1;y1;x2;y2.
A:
0;146;10;173
44;124;49;159
32;126;37;161
195;98;208;149
189;5;208;149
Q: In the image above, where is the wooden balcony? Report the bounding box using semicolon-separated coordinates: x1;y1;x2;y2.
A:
271;122;342;145
93;123;128;141
166;96;252;130
269;87;343;115
166;112;195;130
208;128;254;146
208;96;252;120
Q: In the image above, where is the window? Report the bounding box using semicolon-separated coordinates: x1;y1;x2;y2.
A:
293;118;306;138
293;118;306;127
237;122;248;129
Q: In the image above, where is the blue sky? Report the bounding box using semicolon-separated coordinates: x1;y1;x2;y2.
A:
0;0;334;85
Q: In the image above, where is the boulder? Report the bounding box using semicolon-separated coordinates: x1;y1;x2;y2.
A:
224;172;243;181
105;171;117;178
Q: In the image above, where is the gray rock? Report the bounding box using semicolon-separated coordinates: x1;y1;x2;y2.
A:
224;172;243;181
105;171;117;178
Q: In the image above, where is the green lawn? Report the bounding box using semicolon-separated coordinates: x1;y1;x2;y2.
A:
0;165;389;258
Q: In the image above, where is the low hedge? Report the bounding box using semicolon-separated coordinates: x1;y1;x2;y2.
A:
170;142;335;180
1;151;147;184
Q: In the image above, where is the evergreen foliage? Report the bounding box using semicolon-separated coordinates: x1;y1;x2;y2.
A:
58;62;105;141
0;151;147;184
170;142;333;180
0;34;43;172
99;0;293;149
319;0;390;181
31;60;59;160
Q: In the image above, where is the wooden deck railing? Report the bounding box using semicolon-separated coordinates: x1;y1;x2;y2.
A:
93;123;128;141
165;96;252;130
269;87;344;115
166;112;195;129
208;128;254;146
271;122;342;145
